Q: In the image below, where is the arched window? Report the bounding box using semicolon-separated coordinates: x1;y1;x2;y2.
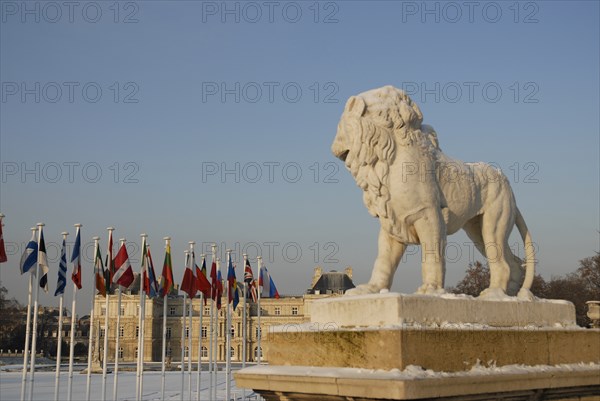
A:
135;347;138;358
230;325;235;337
229;347;234;358
201;346;208;358
118;347;124;359
184;346;189;358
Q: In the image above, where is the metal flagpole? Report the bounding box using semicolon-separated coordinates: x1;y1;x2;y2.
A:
54;231;69;401
136;234;148;401
208;298;214;399
140;243;150;401
136;234;148;400
242;254;248;401
86;236;100;401
257;256;263;365
187;242;195;401
101;227;114;401
67;223;82;401
161;236;171;401
213;257;220;401
139;277;147;401
187;294;193;401
28;222;44;401
209;245;216;401
112;238;126;401
196;254;206;401
20;227;36;401
54;293;64;401
225;249;232;401
199;298;204;401
181;250;189;401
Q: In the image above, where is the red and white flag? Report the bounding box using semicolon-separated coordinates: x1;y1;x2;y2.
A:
113;243;134;288
180;252;197;298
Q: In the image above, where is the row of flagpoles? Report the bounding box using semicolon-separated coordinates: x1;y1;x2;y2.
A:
0;215;281;401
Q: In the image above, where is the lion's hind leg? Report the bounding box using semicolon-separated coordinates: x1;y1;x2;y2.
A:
463;216;523;297
506;251;525;296
462;215;487;261
478;207;515;299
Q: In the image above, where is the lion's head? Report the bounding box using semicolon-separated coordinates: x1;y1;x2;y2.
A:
331;86;440;219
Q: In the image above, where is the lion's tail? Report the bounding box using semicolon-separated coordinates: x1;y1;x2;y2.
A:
515;208;535;294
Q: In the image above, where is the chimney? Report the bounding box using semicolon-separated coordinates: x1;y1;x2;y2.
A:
311;266;323;288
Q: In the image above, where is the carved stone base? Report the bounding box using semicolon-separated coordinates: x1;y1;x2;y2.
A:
266;326;600;372
236;293;600;400
236;365;600;401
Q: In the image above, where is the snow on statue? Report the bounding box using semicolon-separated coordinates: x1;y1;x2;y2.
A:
331;86;536;300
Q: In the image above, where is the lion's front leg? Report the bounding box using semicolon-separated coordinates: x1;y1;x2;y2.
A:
345;228;406;296
414;211;447;295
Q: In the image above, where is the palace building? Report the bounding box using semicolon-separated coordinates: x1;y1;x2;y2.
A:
89;267;355;364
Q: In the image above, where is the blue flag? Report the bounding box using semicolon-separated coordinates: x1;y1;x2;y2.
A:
54;237;67;296
227;257;237;307
233;282;240;311
20;230;37;275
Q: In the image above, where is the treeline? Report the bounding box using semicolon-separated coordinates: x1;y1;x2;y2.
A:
449;253;600;327
0;285;79;356
0;285;28;352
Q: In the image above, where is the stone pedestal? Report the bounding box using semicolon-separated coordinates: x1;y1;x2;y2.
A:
236;293;600;400
308;292;577;328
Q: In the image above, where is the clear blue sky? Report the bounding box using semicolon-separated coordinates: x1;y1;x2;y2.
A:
1;1;598;313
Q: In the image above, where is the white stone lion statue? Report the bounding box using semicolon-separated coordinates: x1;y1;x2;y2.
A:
331;86;536;300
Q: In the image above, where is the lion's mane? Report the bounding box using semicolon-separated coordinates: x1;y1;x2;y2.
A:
341;86;441;221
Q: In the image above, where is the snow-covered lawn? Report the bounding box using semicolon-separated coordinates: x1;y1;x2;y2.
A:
0;365;260;401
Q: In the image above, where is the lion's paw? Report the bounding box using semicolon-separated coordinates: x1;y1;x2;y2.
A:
416;283;445;295
517;288;536;301
478;287;510;300
345;283;382;296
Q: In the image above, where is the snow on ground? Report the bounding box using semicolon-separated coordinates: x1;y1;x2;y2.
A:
0;366;261;401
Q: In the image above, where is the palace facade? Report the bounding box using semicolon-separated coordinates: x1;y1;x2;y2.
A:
90;267;355;363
